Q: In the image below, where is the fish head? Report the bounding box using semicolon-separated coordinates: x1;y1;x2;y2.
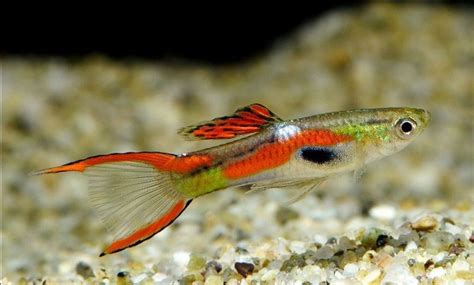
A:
360;107;431;160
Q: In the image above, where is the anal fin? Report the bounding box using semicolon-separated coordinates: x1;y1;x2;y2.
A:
247;177;327;204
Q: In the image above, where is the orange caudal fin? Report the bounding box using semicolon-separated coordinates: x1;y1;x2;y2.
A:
85;159;193;256
31;151;212;175
100;199;193;256
178;103;282;140
30;152;177;175
32;152;212;255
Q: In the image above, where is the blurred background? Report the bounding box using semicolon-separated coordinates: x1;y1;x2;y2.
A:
2;2;473;284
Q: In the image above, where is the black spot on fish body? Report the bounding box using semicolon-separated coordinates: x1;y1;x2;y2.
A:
300;147;338;164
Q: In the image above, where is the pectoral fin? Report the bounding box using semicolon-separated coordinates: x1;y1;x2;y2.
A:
178;103;282;140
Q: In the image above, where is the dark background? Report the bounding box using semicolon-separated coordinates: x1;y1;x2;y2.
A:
4;4;358;65
4;2;469;65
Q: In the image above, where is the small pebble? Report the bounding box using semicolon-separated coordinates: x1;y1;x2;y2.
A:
261;269;279;281
152;273;168;282
75;261;95;279
427;267;446;279
421;231;455;252
405;241;418;251
326;237;338;245
188;254;206;271
290;241;306;254
339;250;358;267
180;274;197;285
376;234;389;248
433;252;447;263
313;245;334;260
457;270;474;280
424;260;434;269
174;251;191;268
131;273;148;284
444;222;462;235
369;204;396;220
226;279;239;285
337;236;356;251
451;257;470;271
222;267;239;282
205;261;222;274
411;216;438;232
234;262;254;277
204;275;224;285
395;231;420;247
343;263;358;277
448;244;464;255
280;254;306;272
361;228;386;249
116;271;132;285
275;206;299;225
362;268;381;283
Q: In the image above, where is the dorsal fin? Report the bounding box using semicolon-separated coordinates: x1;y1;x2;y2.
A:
179;103;282;140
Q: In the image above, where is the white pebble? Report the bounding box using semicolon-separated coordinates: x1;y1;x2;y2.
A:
444;223;462;235
331;280;354;285
290;241;306;254
369;204;396;221
343;263;359;277
452;257;470;271
433;252;447;263
405;241;418;252
226;279;239;285
427;267;446;279
152;273;168;282
382;262;418;285
173;251;190;268
204;275;224;285
261;269;279;281
132;273;148;283
313;234;328;245
362;269;381;283
300;265;325;284
334;270;345;279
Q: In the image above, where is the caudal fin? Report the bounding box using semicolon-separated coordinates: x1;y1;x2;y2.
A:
32;152;206;255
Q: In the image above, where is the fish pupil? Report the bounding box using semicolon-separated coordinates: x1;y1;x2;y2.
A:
401;121;413;133
300;147;337;164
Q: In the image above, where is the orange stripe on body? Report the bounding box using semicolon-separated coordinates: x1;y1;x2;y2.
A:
223;130;351;179
38;152;212;175
101;200;186;255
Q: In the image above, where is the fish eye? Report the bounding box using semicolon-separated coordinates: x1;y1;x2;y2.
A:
396;118;417;138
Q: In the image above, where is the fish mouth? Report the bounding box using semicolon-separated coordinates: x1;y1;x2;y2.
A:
411;108;431;127
420;109;431;126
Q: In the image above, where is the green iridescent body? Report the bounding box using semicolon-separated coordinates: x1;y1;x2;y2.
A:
176;167;227;198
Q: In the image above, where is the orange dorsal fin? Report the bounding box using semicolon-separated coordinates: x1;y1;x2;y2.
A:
179;103;282;140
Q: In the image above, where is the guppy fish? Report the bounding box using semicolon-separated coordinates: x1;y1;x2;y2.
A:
34;104;430;256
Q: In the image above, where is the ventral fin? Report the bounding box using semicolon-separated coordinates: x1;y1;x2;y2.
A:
179;103;282;140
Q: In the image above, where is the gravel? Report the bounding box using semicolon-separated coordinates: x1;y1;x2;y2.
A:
3;3;473;284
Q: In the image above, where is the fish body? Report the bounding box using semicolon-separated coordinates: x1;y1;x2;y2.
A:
34;104;430;255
